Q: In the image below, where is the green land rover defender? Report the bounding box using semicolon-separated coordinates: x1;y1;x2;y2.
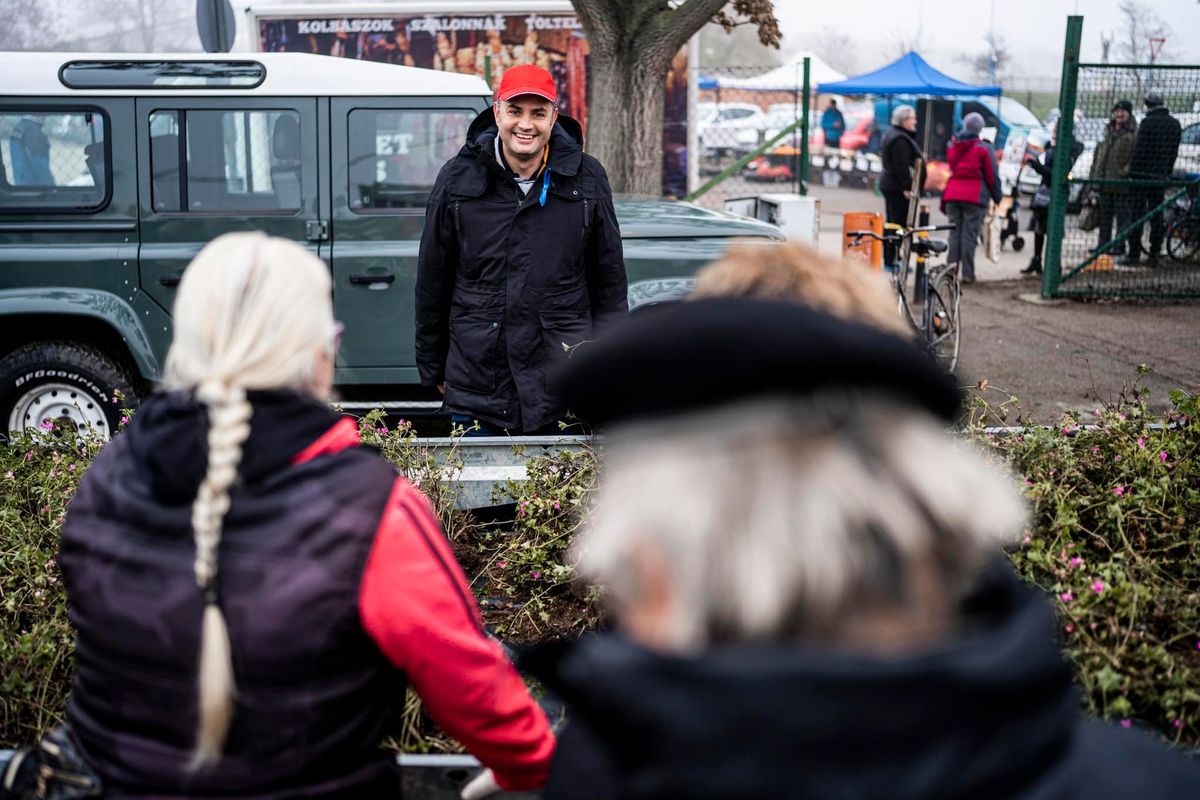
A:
0;53;781;438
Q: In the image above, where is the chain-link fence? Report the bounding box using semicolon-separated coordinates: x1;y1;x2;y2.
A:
1045;21;1200;298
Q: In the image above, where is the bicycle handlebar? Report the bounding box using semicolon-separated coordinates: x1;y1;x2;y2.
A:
847;224;956;243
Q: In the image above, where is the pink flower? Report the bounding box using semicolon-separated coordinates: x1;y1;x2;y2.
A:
1112;486;1126;496
1136;437;1146;449
1117;413;1126;420
497;560;506;569
1092;580;1105;594
68;464;76;472
4;471;12;480
1173;720;1182;729
1120;719;1132;729
24;452;34;462
1021;535;1032;546
1060;592;1074;603
531;571;542;580
1160;451;1169;463
553;501;561;510
38;419;54;431
1113;455;1122;462
1025;479;1034;486
1069;557;1084;568
1064;624;1075;634
1090;446;1100;454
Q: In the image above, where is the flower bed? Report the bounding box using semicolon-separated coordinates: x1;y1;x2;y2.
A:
2;388;1197;752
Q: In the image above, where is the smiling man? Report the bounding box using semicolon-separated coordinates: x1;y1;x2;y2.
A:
416;64;627;435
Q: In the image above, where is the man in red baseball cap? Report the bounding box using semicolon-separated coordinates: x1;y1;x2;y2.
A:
416;63;627;436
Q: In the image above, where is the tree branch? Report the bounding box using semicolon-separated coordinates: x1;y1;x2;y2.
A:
658;0;730;54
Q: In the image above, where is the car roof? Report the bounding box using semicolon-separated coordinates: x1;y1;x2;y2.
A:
0;51;491;97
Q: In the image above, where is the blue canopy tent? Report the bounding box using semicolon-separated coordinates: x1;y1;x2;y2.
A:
816;51;1000;97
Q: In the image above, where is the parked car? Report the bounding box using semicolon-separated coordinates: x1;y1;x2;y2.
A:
698;102;769;156
0;53;782;439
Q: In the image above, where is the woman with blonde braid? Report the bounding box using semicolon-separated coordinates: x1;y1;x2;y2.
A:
56;232;554;799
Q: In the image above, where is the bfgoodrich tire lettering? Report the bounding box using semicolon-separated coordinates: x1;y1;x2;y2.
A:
0;341;138;440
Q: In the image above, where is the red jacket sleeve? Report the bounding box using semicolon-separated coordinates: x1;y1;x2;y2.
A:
358;479;556;791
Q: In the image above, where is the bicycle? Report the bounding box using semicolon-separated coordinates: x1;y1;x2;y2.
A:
1165;190;1200;263
847;223;961;371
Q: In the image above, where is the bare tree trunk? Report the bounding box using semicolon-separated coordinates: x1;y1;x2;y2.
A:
586;43;673;196
573;0;730;195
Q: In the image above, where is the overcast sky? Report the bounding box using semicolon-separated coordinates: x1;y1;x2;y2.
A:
774;0;1200;79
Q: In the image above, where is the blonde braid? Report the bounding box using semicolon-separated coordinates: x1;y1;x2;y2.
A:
188;381;253;770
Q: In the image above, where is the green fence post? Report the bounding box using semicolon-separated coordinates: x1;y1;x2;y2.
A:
800;57;810;196
1043;14;1083;298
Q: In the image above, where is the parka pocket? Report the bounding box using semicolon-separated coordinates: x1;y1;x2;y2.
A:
446;312;502;393
539;309;592;362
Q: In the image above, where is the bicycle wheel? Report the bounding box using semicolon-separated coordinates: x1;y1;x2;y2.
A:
1166;219;1200;263
926;270;961;371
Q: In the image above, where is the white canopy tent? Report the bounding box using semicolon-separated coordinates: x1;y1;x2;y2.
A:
700;51;846;92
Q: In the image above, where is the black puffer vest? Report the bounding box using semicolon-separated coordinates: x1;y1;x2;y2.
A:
60;391;403;799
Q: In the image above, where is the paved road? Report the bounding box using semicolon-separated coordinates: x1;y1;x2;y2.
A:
957;281;1200;421
802;185;1200;421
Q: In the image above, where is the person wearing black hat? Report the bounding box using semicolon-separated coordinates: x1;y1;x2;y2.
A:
1090;100;1138;257
519;297;1200;800
1123;91;1182;266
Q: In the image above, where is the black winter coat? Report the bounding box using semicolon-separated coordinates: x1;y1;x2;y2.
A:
880;124;923;194
416;110;628;432
525;563;1200;800
1130;107;1183;180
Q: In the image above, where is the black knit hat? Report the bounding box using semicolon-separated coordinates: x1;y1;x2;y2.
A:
557;297;962;427
1112;99;1134;114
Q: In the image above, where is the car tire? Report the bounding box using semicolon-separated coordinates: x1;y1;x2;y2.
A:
0;341;139;441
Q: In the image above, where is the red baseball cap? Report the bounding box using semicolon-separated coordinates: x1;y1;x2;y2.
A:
495;64;557;104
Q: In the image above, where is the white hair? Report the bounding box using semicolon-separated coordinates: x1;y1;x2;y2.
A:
892;104;916;126
574;395;1027;652
163;231;336;768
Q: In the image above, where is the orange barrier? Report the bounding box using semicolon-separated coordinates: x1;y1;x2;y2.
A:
843;211;883;270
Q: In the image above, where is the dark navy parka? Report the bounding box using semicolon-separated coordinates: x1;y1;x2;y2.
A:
415;109;628;432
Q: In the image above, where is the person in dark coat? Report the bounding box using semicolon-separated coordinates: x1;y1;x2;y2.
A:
416;64;628;434
1123;91;1183;266
522;297;1200;800
1090;99;1138;256
39;233;556;800
942;112;1002;283
879;104;923;266
1022;122;1083;275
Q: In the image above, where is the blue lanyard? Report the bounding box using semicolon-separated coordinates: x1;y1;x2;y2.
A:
539;165;551;207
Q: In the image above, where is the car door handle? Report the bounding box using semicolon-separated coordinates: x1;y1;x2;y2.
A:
159;274;181;287
349;273;395;285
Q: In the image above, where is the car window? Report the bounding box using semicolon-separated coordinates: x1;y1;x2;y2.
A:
147;109;302;214
995;98;1042;128
348;108;474;213
1182;124;1200;146
0;110;108;212
724;108;755;121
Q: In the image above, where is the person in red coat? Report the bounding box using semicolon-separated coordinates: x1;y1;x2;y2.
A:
941;112;1002;283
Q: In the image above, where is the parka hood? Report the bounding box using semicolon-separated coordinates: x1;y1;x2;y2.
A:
464;107;585;175
123;389;342;505
526;563;1087;799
